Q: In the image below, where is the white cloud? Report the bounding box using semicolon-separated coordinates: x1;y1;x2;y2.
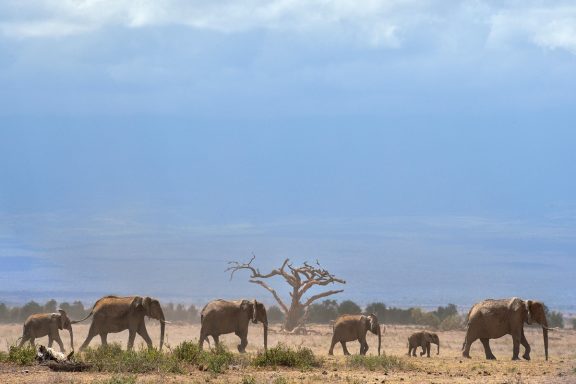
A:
489;6;576;54
0;20;94;38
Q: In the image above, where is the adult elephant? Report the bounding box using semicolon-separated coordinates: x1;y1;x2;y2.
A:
74;295;166;351
408;331;439;357
328;314;382;356
199;299;268;352
18;309;73;352
462;297;552;360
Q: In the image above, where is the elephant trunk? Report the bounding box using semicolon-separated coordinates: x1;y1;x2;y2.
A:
437;341;440;355
68;326;74;351
377;325;381;356
159;320;165;351
543;326;548;361
263;322;268;351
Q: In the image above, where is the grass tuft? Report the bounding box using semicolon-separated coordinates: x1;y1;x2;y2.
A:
241;376;257;384
82;343;182;374
347;354;414;372
7;345;37;365
172;341;234;373
94;375;138;384
252;343;322;369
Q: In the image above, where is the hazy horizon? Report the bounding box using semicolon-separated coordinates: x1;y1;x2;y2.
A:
2;2;576;314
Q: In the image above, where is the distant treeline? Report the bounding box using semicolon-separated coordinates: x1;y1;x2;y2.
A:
0;299;566;329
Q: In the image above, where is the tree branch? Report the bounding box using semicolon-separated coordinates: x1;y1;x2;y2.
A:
302;289;345;307
249;280;289;313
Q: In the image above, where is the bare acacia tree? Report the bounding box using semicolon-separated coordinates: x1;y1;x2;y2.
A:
227;256;346;331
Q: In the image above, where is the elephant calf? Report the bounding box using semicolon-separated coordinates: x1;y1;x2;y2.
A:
18;309;74;352
329;314;382;356
200;299;268;353
408;331;439;357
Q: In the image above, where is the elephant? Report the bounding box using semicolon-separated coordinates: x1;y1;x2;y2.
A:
199;299;268;353
462;297;552;361
408;331;439;357
17;309;73;352
328;313;382;356
74;295;166;351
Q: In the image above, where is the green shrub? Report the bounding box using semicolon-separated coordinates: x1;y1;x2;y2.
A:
241;376;257;384
172;340;203;363
172;341;234;373
347;354;414;372
8;345;36;365
252;343;321;369
0;350;8;362
202;344;234;374
273;377;289;384
82;344;181;374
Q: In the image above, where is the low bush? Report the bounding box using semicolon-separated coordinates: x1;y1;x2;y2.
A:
7;345;36;365
201;344;234;374
347;354;414;372
252;343;321;369
172;341;234;373
241;376;257;384
82;344;181;374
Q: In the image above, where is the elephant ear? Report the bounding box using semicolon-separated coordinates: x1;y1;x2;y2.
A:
143;297;153;314
131;296;144;311
252;300;258;323
525;300;533;325
423;332;433;342
58;309;68;329
367;314;379;334
240;299;251;315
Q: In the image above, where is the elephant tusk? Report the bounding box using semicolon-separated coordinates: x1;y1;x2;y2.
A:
161;320;172;324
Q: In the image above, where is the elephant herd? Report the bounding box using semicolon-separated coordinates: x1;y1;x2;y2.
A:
16;296;553;362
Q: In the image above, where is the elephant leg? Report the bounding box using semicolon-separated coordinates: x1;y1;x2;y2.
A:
54;334;65;352
199;327;207;350
127;329;137;350
234;329;248;353
520;329;531;360
100;333;108;347
480;338;496;360
462;331;475;358
137;324;153;349
212;335;220;348
48;334;54;348
29;337;36;348
18;335;29;348
359;338;369;355
420;342;426;357
79;332;96;351
426;342;431;358
408;346;412;356
511;331;521;360
328;336;337;355
341;341;350;356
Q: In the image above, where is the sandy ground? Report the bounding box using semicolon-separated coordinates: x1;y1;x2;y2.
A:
1;322;575;383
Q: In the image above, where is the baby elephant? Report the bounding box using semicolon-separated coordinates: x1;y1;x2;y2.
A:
18;309;74;352
408;331;439;357
329;314;382;356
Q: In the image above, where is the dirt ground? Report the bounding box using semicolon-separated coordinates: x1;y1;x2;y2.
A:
1;322;575;383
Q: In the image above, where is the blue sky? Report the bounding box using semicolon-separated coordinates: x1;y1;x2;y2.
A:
1;1;575;311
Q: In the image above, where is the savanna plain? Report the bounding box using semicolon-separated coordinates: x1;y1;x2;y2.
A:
1;322;575;384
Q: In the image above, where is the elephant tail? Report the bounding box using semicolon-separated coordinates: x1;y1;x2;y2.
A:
71;311;94;324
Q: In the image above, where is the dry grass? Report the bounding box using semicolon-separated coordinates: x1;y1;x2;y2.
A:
1;322;575;383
